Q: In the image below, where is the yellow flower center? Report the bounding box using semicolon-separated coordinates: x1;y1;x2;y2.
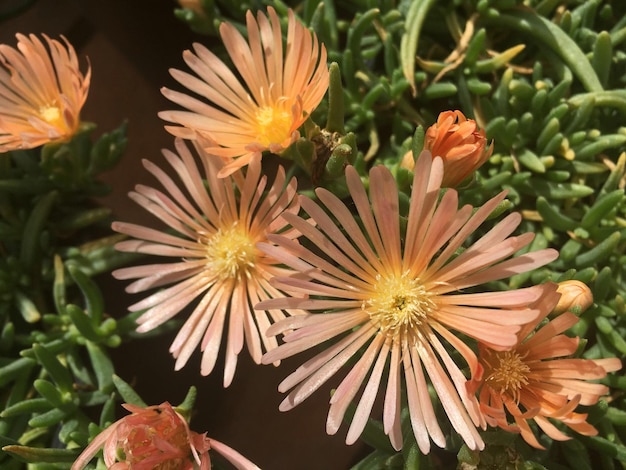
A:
483;350;530;402
254;104;293;148
204;223;256;281
365;272;435;339
38;104;64;128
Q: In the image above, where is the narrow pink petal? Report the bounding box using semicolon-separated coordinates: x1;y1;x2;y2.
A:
278;325;376;410
369;165;402;269
208;439;261;470
402;350;432;454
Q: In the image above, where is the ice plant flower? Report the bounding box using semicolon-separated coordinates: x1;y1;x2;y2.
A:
71;402;260;470
112;138;302;387
258;151;559;453
0;33;90;152
471;293;622;449
159;7;329;177
422;110;492;187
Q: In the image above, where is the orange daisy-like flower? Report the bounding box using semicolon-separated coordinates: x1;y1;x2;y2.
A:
159;7;329;178
471;294;622;449
71;401;260;470
0;33;90;152
112;138;302;387
422;110;492;187
258;151;559;453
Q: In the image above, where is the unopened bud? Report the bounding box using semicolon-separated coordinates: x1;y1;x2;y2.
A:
424;110;492;187
553;280;593;315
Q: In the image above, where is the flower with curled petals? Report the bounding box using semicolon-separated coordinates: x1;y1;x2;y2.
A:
112;138;302;387
0;33;90;152
258;150;559;453
471;292;622;449
423;110;492;187
71;401;260;470
159;7;329;177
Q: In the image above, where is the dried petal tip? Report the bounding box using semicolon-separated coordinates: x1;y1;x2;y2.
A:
553;280;593;315
0;33;90;152
423;110;492;187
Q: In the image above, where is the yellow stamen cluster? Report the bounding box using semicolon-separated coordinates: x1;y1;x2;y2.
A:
39;103;64;128
366;273;435;339
483;350;530;402
204;223;257;281
254;104;292;147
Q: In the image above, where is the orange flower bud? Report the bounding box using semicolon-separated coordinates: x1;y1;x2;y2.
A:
424;110;492;187
553;280;594;315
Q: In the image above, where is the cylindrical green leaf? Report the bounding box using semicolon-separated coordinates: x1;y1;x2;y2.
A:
33;344;73;394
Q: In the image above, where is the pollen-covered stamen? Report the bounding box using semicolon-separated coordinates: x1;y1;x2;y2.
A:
365;272;435;339
483;350;530;403
203;223;257;281
254;102;293;147
38;103;64;128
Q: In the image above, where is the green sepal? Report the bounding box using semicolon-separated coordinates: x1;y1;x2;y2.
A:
176;386;198;423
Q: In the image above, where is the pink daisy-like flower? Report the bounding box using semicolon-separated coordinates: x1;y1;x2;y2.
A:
0;33;90;152
112;138;302;387
258;151;559;453
159;7;329;178
471;293;622;449
71;401;260;470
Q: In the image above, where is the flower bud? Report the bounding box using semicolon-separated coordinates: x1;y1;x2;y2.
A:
553;280;594;315
424;110;492;187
